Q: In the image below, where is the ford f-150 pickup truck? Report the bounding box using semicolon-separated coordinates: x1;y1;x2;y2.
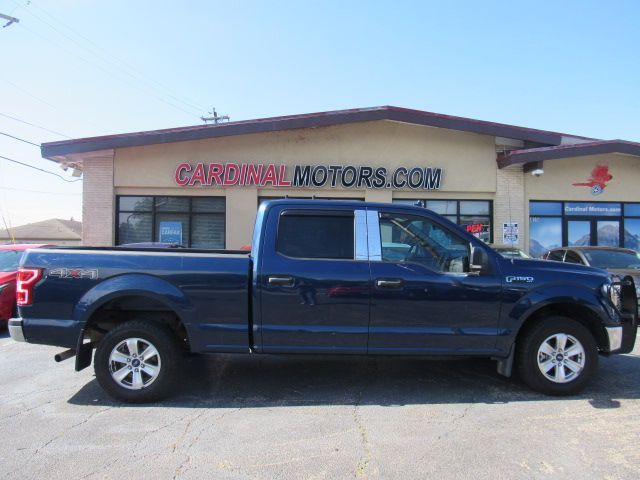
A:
9;200;638;402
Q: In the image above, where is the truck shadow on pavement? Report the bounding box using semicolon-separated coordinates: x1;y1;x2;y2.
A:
68;352;640;409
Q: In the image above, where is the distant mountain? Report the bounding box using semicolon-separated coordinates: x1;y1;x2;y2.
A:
570;224;640;249
624;229;640;250
529;238;549;258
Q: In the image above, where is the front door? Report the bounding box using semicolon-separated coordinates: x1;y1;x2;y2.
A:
566;218;621;247
259;206;370;354
367;209;502;354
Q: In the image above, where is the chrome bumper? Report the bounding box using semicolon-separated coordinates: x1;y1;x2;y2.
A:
8;318;26;343
605;325;623;351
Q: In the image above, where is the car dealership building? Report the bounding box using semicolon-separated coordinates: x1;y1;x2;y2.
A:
40;106;640;256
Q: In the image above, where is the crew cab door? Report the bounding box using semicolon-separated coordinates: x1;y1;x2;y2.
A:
258;206;370;353
367;208;502;354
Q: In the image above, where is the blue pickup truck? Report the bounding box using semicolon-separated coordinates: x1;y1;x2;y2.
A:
9;200;638;402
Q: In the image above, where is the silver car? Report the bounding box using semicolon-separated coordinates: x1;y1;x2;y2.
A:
543;246;640;301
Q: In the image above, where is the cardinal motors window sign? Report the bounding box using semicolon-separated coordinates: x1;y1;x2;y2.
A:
174;162;443;190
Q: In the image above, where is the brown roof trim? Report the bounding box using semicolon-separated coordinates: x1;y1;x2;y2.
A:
41;106;573;159
497;140;640;168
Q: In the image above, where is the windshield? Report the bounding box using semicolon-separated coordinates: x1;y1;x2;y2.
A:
0;250;22;272
583;250;640;269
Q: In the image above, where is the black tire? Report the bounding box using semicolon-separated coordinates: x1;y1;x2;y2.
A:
517;316;598;396
94;320;182;403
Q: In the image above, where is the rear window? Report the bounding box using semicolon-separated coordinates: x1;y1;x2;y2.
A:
546;250;565;261
277;213;354;259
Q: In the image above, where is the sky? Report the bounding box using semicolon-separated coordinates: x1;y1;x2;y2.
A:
1;0;639;227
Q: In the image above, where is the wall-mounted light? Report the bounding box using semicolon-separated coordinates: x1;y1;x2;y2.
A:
530;168;544;177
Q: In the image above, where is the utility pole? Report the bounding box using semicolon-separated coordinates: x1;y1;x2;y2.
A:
0;13;19;28
201;108;230;124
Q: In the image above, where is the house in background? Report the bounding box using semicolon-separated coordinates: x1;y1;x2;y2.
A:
0;218;82;245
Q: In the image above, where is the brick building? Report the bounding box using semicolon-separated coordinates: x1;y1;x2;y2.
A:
39;106;640;256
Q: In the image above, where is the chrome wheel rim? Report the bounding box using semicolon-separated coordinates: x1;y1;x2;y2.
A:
108;338;161;390
537;333;585;384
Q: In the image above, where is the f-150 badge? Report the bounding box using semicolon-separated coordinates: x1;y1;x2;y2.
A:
48;268;99;280
506;276;534;283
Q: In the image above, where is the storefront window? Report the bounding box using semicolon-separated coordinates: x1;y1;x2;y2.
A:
529;216;562;257
117;196;225;248
625;218;640;250
529;201;640;256
393;199;493;243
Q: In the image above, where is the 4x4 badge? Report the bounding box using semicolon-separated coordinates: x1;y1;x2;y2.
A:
48;268;99;280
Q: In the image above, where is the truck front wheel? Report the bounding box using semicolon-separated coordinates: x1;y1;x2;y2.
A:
517;316;598;395
94;320;181;403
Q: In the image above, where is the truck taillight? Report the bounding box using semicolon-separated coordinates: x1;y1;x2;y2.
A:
16;268;43;306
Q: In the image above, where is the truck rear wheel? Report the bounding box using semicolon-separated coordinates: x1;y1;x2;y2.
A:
94;320;181;403
517;316;598;395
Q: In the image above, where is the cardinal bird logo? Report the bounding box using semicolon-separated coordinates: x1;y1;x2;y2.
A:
572;162;613;196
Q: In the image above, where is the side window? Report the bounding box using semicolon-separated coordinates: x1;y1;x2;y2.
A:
547;250;565;261
277;213;354;259
379;213;469;273
564;251;584;264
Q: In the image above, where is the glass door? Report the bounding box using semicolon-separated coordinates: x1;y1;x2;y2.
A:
565;218;622;247
567;220;591;246
597;220;620;246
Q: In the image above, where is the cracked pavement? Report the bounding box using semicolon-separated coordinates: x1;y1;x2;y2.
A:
1;330;639;479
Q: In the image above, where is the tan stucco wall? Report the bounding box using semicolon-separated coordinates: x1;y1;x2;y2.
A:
523;153;640;251
112;120;498;247
525;154;640;202
114;120;497;192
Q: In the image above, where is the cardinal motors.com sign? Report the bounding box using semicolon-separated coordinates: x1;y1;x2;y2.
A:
175;163;443;190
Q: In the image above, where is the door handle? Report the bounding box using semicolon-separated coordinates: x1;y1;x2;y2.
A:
268;276;294;286
376;278;404;289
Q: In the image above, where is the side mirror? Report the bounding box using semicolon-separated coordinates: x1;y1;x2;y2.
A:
469;244;489;275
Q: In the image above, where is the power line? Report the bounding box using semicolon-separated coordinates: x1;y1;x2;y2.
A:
17;22;200;120
0;77;58;109
0;112;71;138
28;0;207;113
0;130;40;147
14;2;205;119
0;185;81;196
0;154;82;182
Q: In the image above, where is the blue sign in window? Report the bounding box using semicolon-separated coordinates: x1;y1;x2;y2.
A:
564;202;621;216
159;221;183;244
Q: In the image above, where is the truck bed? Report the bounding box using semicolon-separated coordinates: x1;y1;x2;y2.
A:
19;247;252;352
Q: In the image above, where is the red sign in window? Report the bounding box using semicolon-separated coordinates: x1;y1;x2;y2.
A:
464;223;484;234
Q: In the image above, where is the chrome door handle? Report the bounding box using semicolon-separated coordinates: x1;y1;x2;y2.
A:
376;278;404;289
268;276;294;286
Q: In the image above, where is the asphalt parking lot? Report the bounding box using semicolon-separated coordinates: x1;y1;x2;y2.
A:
1;331;639;480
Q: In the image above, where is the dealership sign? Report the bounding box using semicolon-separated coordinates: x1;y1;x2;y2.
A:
175;162;443;190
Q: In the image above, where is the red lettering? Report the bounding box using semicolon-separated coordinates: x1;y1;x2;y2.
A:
238;163;248;186
175;163;191;186
278;165;291;186
207;163;223;185
188;163;206;186
246;164;263;186
223;163;240;186
261;164;277;186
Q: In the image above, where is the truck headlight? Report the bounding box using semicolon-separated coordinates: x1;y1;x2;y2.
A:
602;276;623;311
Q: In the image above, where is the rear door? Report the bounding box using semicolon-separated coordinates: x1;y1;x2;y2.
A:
258;206;370;353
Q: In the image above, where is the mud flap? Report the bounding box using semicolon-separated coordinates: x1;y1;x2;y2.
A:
75;341;94;371
495;344;515;378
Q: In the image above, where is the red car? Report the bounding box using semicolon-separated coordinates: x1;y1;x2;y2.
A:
0;244;52;329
